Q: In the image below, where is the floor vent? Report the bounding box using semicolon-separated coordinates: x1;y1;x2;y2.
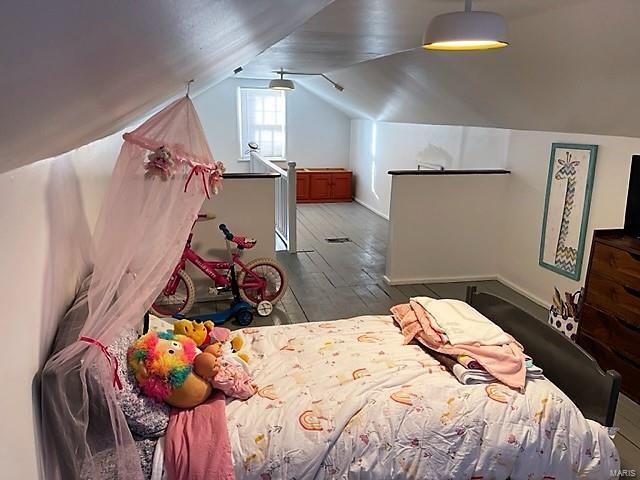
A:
325;237;351;243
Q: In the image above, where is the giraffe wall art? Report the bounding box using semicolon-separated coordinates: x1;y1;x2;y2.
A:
539;143;598;280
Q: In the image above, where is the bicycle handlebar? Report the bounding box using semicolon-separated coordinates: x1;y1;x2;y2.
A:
218;224;257;250
219;224;234;241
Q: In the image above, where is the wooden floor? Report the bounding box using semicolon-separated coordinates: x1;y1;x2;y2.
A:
194;202;640;475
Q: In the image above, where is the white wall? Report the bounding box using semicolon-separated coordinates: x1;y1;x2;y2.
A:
186;176;277;298
194;78;351;173
386;174;508;284
499;130;637;305
380;122;637;308
350;119;510;218
0;135;120;480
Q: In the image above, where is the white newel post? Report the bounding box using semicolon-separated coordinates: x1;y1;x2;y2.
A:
287;161;297;253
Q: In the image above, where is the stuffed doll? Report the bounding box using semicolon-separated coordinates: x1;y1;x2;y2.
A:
194;342;257;400
128;331;212;408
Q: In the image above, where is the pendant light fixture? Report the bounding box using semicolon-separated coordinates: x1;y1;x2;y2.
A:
422;0;508;51
269;68;295;91
268;68;345;92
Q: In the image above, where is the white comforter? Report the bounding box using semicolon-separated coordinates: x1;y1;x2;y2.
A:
225;316;619;480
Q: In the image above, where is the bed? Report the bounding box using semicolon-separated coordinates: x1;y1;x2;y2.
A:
49;281;622;479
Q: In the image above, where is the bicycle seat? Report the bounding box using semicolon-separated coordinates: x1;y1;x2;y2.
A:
231;235;257;249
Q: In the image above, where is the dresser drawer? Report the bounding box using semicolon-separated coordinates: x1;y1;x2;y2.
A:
585;272;640;324
577;333;640;404
579;304;640;364
590;241;640;290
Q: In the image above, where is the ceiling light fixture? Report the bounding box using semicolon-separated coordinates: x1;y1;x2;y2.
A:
268;68;295;91
422;0;508;51
269;68;344;92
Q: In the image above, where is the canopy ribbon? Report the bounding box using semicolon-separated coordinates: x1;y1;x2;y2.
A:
184;164;210;199
80;336;123;390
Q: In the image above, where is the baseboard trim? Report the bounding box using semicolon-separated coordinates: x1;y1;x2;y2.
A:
496;275;549;308
383;274;498;286
354;197;389;220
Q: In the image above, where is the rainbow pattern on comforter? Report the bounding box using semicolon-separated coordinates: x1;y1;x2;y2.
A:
225;316;619;480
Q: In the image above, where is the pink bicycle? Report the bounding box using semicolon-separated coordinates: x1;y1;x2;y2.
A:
150;214;288;317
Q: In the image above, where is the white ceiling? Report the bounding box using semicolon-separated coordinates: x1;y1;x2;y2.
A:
242;0;640;139
0;0;332;173
239;0;587;77
4;0;640;173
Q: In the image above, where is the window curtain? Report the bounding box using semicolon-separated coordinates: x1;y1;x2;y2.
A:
41;97;222;479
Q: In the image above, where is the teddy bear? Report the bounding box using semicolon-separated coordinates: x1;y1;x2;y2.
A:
172;319;208;347
174;319;251;364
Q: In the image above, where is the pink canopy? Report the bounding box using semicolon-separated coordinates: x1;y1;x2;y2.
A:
41;96;223;479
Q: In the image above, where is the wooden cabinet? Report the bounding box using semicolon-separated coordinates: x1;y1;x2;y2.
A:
296;168;352;203
331;172;353;200
296;172;310;201
577;229;640;403
309;173;333;200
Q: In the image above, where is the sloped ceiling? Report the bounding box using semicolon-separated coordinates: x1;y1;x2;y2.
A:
0;0;333;173
241;0;640;138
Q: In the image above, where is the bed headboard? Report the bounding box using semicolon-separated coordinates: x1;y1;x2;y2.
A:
466;286;620;427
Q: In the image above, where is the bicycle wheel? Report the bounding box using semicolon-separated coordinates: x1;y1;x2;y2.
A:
237;258;288;307
149;270;195;317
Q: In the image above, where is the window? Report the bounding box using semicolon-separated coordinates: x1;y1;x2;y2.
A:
238;87;286;159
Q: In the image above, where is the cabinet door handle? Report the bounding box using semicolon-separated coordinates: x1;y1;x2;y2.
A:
618;316;640;333
623;285;640;299
612;349;640;369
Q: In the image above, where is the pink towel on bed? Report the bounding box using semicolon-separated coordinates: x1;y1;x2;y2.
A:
391;301;526;390
164;391;235;480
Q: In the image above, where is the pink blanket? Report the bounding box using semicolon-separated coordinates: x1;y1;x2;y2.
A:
391;301;526;390
164;391;235;480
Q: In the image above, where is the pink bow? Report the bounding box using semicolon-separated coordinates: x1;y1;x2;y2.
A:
79;336;123;390
184;165;210;199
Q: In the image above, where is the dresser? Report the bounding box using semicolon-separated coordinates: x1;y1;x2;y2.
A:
296;168;352;203
577;229;640;403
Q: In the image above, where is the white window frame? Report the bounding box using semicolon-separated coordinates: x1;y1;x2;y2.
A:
237;87;287;161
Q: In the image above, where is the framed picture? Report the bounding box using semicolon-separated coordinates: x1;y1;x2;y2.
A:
539;143;598;280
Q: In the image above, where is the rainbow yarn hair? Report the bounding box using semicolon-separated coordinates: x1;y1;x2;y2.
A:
127;331;197;402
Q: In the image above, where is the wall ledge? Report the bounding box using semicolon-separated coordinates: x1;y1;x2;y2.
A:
222;172;280;179
383;274;499;285
388;169;511;176
382;273;549;309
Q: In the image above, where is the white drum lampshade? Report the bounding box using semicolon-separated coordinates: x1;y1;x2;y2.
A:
423;2;508;51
